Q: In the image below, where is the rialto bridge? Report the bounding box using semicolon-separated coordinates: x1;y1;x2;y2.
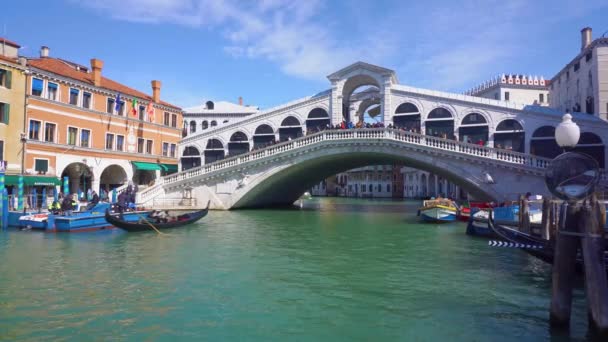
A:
138;62;608;209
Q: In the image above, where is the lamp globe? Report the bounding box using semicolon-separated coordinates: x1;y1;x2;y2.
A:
555;113;580;148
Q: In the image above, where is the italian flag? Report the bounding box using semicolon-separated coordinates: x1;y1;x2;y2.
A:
131;98;138;117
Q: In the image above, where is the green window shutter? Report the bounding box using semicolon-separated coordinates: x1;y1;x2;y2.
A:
5;70;11;89
2;103;8;124
35;159;48;173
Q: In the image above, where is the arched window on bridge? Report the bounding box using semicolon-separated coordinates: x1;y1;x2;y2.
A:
425;107;454;139
204;139;225;164
253;124;275;149
181;146;201;171
494;119;525;152
228;131;250;157
210;120;217;127
279;116;303;142
306;108;330;133
202;121;208;130
459;113;488;145
189;120;197;134
530;126;560;159
393;103;420;132
573;132;605;168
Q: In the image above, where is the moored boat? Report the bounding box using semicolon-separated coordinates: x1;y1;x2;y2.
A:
458;201;494;222
418;198;458;223
105;206;209;232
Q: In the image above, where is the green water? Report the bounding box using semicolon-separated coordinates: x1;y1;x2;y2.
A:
0;198;591;341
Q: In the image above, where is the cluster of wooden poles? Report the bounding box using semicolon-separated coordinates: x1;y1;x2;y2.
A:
518;194;608;337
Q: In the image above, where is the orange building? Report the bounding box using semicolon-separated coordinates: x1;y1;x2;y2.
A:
23;46;182;195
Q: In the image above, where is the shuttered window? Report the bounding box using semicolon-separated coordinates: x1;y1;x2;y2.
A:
0;102;8;124
35;159;48;173
32;78;43;96
0;69;12;89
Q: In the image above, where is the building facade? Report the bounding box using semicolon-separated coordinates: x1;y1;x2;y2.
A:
465;74;549;106
182;98;259;169
549;27;608;120
22;46;182;195
0;38;27;175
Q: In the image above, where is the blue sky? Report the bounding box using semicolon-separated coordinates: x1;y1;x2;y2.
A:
2;0;607;109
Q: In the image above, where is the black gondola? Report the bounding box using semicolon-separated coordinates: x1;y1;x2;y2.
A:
105;203;209;232
488;211;608;273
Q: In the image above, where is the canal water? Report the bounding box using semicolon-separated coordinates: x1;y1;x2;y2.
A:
0;198;591;341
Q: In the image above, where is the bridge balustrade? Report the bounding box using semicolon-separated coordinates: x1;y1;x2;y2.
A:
139;128;561;204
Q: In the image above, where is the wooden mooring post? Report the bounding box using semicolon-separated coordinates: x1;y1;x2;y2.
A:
541;198;551;240
550;202;580;329
519;195;531;235
580;195;608;336
549;195;608;337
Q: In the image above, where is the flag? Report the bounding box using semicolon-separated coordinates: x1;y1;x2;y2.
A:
146;102;154;122
131;98;138;117
115;93;121;113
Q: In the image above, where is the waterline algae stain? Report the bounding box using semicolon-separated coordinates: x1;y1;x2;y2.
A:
0;198;590;340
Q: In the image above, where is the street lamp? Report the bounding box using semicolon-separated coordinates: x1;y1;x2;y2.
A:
555;113;580;149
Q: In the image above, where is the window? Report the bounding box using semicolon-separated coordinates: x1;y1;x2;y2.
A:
137;138;144;153
377;184;381;192
494;93;498;100
387;184;391;192
170;144;176;158
32;78;43;96
44;123;56;142
202;121;208;130
117;101;125;116
0;140;3;163
82;92;92;109
34;159;48;174
566;71;570;80
29;120;41;140
369;184;373;192
47;82;58;101
116;135;124;151
139;105;145;121
211;120;217;127
146;140;153;154
68;127;78;145
574;62;580;72
107;98;115;114
504;91;510;101
69;88;79;105
539;94;544;103
80;129;90;147
0;68;12;88
0;102;9;124
163;112;170;126
105;133;114;150
586;52;592;62
171;114;177;128
162;142;169;156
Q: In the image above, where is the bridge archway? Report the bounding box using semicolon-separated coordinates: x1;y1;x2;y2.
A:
253;124;275;149
425;107;454;139
306;108;330;133
100;164;127;193
494;119;525;152
189;120;196;134
530;126;559;159
228;131;250;157
61;162;92;195
279;116;303;141
230;143;504;208
181;146;201;171
394;102;421;131
573;132;605;167
204;139;225;164
342;75;381;124
459;113;488;144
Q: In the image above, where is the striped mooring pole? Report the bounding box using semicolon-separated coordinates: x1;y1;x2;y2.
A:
17;175;23;211
63;176;69;196
0;166;5;230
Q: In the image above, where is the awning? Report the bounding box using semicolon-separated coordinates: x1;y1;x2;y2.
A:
132;161;161;171
3;175;62;186
159;164;178;173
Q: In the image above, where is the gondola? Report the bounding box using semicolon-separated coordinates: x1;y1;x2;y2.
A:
487;211;608;273
105;204;209;232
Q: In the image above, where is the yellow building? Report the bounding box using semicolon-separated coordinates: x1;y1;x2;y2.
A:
0;38;27;175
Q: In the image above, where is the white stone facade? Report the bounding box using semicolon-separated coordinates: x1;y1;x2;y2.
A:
466;75;550;106
549;28;608;120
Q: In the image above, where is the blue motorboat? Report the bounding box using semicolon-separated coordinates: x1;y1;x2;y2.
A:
17;203;149;232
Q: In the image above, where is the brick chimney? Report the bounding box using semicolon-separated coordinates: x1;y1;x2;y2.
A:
581;27;592;51
238;96;243;106
90;58;104;87
151;80;161;102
